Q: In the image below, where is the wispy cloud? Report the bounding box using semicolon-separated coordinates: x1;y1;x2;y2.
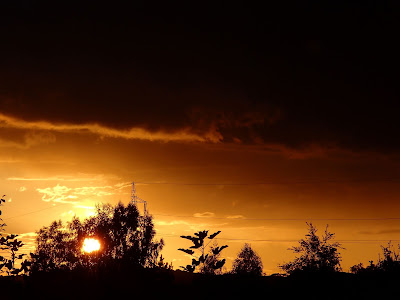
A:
226;215;246;219
0;113;221;143
36;183;118;205
193;212;215;218
8;173;118;182
36;185;79;204
0;131;56;149
154;220;192;226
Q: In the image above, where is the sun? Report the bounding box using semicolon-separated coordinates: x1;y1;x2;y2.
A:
82;238;101;253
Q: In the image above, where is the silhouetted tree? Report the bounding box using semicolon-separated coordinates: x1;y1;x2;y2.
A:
30;220;78;272
0;195;30;275
231;243;263;276
279;223;343;274
350;242;400;274
30;202;164;273
178;230;228;274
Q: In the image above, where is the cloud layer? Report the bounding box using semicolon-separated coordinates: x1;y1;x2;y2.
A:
0;2;399;154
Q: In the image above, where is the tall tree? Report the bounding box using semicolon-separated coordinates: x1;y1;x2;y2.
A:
279;223;343;275
30;202;164;272
30;220;78;272
231;243;263;276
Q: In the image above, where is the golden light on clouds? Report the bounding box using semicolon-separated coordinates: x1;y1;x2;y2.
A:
0;113;222;144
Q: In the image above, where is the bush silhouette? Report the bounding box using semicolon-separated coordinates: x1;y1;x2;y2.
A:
0;195;30;275
231;243;263;276
350;242;400;275
178;230;228;274
279;222;343;275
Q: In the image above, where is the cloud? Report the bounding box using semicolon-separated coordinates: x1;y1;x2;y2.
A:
359;229;400;235
37;185;79;204
154;220;192;226
8;173;118;182
0;2;399;156
0;129;56;149
193;212;215;218
0;113;221;143
226;215;246;219
36;184;117;205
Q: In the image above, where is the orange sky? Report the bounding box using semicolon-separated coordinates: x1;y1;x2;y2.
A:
1;2;400;274
1;127;400;273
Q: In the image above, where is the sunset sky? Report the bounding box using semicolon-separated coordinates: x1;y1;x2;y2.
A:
1;2;400;273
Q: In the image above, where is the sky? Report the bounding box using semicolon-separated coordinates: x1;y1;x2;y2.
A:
1;1;400;273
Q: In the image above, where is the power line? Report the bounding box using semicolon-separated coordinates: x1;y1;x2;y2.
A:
153;213;400;222
4;203;69;221
136;177;400;186
5;206;400;222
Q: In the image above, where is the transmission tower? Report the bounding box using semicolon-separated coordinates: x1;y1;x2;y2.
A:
130;182;147;215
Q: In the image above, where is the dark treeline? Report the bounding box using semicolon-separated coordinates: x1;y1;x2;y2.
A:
1;266;400;300
2;200;400;299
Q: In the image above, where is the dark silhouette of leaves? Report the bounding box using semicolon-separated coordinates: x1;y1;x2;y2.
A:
178;230;227;274
194;230;208;240
279;223;343;274
212;245;228;255
231;243;263;276
0;196;27;275
30;202;163;273
212;259;226;269
180;235;194;240
208;231;221;239
199;254;208;263
178;248;194;255
180;264;195;273
188;238;203;249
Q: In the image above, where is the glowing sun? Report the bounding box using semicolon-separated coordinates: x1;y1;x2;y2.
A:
82;238;101;253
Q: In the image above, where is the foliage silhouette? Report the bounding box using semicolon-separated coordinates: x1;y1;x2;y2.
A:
178;230;227;274
0;195;30;276
350;242;400;275
30;220;78;272
0;195;5;232
30;202;163;273
279;222;343;275
231;243;263;276
157;254;173;270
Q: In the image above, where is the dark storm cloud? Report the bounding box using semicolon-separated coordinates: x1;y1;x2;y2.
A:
0;1;399;151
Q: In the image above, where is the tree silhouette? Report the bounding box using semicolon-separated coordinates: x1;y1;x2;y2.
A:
178;230;228;274
279;223;343;275
30;202;164;273
231;243;263;276
350;242;400;274
30;220;78;272
0;195;30;275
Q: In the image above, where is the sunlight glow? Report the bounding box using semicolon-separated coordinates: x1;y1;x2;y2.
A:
82;238;101;253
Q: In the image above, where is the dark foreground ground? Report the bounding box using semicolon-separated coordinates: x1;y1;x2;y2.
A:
1;269;399;300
